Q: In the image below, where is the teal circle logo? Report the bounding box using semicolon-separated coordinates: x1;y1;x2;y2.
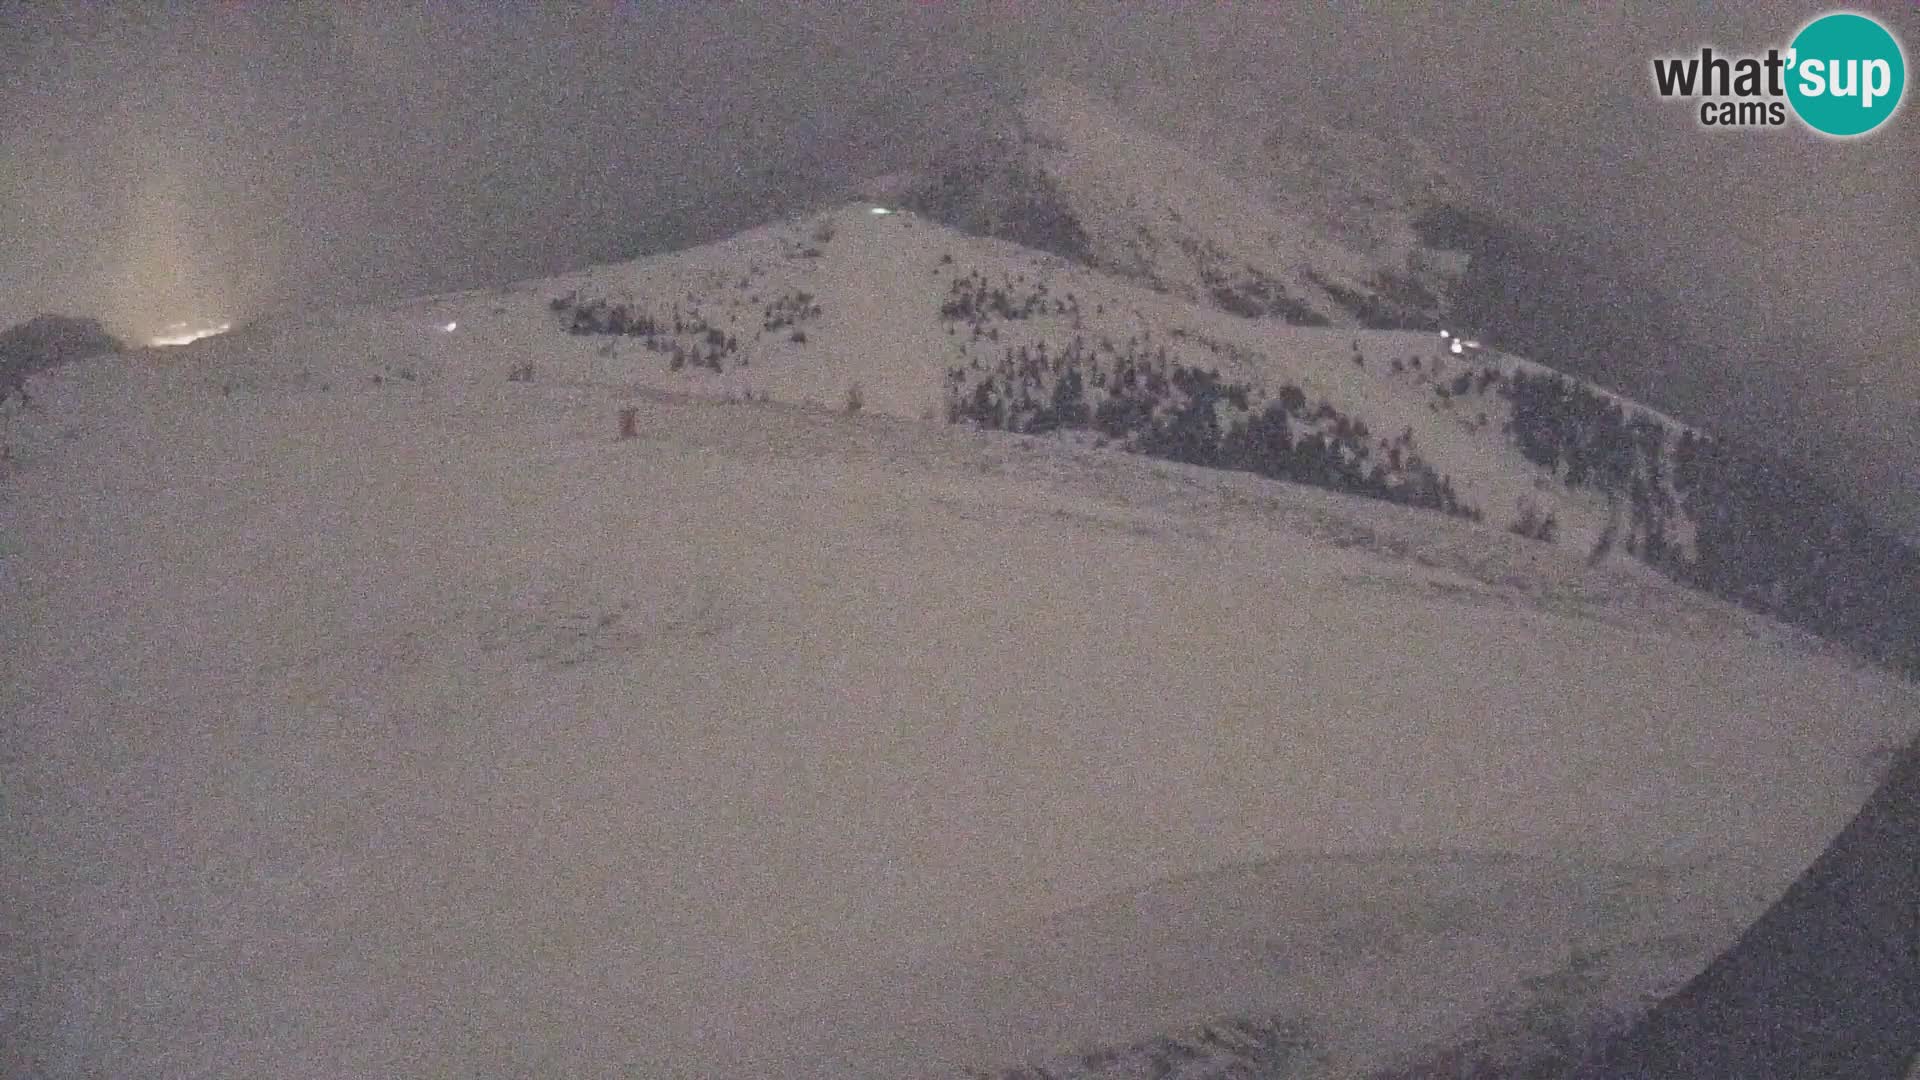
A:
1786;12;1906;136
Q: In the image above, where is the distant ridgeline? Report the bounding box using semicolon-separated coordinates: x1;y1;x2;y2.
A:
1;314;123;401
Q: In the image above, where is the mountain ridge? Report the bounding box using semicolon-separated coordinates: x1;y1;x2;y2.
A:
14;80;1908;679
5;90;1919;1074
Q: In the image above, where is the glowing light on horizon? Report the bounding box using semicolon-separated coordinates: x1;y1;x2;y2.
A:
148;319;232;347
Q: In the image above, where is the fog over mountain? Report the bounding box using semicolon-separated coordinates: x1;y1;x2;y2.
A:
1;1;1913;528
6;5;1920;1076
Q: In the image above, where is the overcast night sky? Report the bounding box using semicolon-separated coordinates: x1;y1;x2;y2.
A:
3;1;1915;531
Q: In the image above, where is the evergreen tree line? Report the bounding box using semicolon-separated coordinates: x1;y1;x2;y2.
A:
939;271;1082;326
944;338;1479;522
550;292;744;372
1673;434;1920;678
1502;365;1920;679
1306;270;1441;332
1500;368;1680;563
1197;264;1330;326
761;290;822;333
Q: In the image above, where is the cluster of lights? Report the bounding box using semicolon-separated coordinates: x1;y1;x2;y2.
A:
1438;328;1482;356
148;319;232;347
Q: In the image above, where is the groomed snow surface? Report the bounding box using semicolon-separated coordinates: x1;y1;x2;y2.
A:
3;349;1915;1078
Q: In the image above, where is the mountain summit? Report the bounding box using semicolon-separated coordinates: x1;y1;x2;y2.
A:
41;81;1907;680
5;76;1919;1080
870;80;1472;333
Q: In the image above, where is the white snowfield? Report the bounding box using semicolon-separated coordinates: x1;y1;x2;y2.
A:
2;327;1914;1077
0;80;1908;1068
168;200;1703;572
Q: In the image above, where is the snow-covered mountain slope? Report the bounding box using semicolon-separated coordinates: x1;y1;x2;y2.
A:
869;79;1470;332
97;199;1704;574
5;71;1914;1078
2;354;1915;1078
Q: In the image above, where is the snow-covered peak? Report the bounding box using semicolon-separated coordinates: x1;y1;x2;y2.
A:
877;79;1473;333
